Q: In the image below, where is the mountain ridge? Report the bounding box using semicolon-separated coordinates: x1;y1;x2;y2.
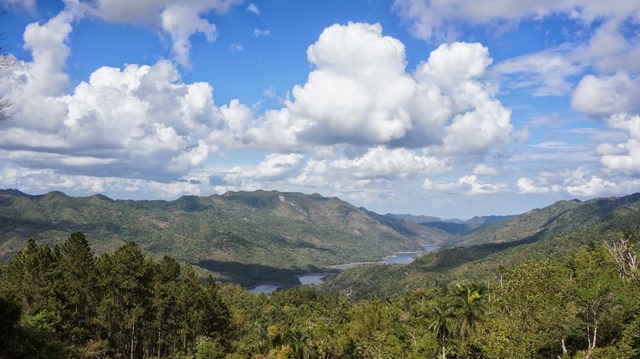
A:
0;189;450;284
321;192;640;298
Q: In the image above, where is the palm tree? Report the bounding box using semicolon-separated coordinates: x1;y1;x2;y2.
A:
289;328;313;359
449;283;486;341
428;304;455;359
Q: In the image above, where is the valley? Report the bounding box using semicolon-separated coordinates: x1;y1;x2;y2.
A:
2;189;640;358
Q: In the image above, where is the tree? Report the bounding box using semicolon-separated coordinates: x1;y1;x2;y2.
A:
0;238;63;320
150;256;182;357
348;299;393;358
604;232;639;283
449;283;486;341
96;241;152;359
428;303;455;359
58;231;98;344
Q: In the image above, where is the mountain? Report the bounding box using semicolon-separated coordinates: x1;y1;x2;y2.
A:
456;194;640;246
0;189;449;285
419;215;514;235
384;213;441;223
322;193;640;298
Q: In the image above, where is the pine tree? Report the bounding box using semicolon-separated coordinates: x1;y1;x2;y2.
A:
96;241;152;359
59;231;98;345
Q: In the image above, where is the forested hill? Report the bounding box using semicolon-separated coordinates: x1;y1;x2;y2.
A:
0;189;448;283
323;192;640;299
456;193;640;246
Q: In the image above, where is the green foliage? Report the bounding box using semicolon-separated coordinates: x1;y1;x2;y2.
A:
2;194;640;358
0;189;448;284
0;234;232;359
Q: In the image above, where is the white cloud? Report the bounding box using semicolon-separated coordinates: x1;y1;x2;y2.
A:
517;177;551;194
423;174;507;195
570;19;640;76
226;153;305;182
229;42;243;52
494;48;584;96
517;167;618;196
91;0;243;66
92;0;241;23
597;114;640;175
247;3;259;15
253;28;270;37
473;164;500;175
0;0;36;13
572;72;640;116
413;42;512;154
247;23;512;158
290;22;415;145
394;1;640;102
392;0;640;41
330;146;450;180
0;13;238;182
160;4;217;66
564;174;617;196
0;163;205;199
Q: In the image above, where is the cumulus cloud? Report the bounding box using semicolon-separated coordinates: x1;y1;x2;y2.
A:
392;0;640;41
516;177;551;194
0;58;226;181
423;175;507;195
290;22;415;145
0;10;250;182
160;4;217;66
225;153;305;182
248;23;512;156
516;167;618;196
571;72;640;116
90;0;243;66
0;163;209;199
394;1;640;101
570;19;640;76
330;146;450;180
597;114;640;175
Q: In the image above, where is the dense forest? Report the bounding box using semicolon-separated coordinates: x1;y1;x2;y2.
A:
2;230;640;358
0;189;447;286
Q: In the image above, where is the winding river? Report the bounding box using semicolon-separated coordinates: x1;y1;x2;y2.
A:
250;244;440;294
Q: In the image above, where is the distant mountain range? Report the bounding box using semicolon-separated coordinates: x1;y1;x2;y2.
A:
323;193;640;298
0;189;449;285
5;189;639;289
385;213;514;235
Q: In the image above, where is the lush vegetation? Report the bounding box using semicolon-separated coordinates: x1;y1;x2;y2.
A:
3;193;640;357
0;189;447;285
3;230;640;358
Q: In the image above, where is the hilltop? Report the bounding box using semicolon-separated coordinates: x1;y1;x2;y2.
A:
322;192;640;298
0;189;448;285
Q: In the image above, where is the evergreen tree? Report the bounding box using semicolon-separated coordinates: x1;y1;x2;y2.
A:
58;231;98;345
96;241;152;359
150;255;182;357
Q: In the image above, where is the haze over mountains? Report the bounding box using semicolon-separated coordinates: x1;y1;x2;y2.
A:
324;192;640;298
2;188;640;287
0;189;448;284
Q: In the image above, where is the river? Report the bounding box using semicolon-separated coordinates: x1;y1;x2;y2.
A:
249;244;440;294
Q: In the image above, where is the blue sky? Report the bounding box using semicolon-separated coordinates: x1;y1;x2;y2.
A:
0;0;639;219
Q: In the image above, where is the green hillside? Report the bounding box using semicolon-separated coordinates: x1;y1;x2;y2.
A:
456;193;640;246
0;189;449;285
322;193;640;298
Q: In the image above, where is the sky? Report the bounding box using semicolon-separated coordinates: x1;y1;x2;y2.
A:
0;0;639;219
